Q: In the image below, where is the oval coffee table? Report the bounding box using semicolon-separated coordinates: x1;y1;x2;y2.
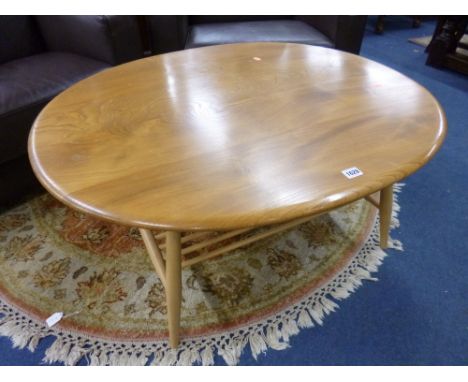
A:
28;43;447;348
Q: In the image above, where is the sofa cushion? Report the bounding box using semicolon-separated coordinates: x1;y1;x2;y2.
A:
185;20;333;49
0;52;109;164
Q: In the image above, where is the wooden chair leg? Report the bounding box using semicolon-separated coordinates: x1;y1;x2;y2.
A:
379;184;393;249
165;231;182;348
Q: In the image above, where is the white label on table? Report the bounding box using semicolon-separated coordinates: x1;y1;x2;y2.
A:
341;167;364;179
46;312;64;328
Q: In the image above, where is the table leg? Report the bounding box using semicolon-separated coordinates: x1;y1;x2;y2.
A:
140;228;182;348
165;230;182;348
379;184;393;249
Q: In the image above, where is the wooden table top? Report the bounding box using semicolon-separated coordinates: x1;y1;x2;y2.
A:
29;43;447;231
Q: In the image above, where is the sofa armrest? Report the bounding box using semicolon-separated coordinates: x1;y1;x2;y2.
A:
36;15;144;65
295;16;367;54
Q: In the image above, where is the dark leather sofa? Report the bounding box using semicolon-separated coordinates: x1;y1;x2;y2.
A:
0;16;144;210
146;16;367;55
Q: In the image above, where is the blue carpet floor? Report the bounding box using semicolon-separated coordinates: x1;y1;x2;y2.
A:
0;16;467;365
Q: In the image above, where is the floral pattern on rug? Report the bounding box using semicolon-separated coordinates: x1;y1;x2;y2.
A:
0;187;404;365
0;193;374;337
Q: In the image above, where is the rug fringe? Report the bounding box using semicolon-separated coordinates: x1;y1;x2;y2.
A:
200;345;215;366
249;332;268;360
264;325;289;351
0;184;404;366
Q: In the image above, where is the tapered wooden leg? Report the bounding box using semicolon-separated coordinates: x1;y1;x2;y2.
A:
165;231;182;348
139;228;167;289
379;184;393;249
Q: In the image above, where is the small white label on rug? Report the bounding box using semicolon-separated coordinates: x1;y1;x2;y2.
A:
46;312;64;328
342;167;364;179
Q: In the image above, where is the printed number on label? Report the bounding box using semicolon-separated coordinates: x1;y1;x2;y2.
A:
341;167;364;179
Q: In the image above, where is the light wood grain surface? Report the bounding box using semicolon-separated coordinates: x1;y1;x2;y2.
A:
28;43;447;231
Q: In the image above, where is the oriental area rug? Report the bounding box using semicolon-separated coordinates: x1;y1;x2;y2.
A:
0;185;403;365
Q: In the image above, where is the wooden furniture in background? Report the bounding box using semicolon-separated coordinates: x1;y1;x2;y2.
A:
29;43;447;348
426;16;468;75
374;15;422;34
